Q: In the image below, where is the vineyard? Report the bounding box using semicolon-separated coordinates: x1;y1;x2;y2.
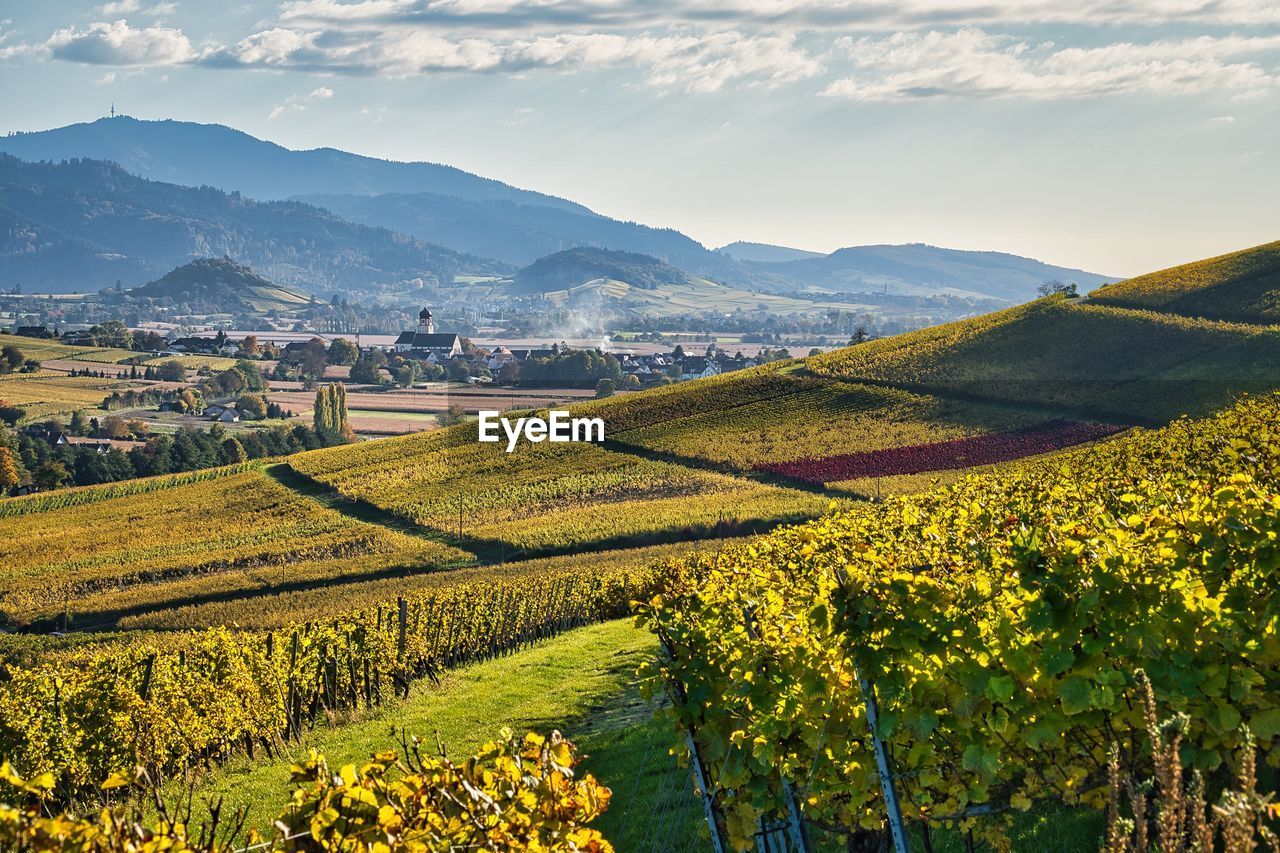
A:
288;424;832;554
805;297;1280;421
0;374;136;418
1;728;615;851
1;241;1279;851
0;469;470;629
140;353;239;371
755;419;1124;484
0;555;661;795
607;380;1049;472
1090;239;1280;323
117;539;734;631
640;394;1280;849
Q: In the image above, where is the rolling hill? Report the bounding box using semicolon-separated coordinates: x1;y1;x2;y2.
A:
122;257;312;313
751;243;1114;301
1090;239;1280;324
0;154;510;293
505;247;875;318
716;241;825;263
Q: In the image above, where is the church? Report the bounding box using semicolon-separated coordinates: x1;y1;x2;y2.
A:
393;308;462;359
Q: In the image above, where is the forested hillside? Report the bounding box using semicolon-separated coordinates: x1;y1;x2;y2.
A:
0;155;510;293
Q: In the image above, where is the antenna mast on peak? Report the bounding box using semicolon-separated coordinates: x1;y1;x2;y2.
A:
110;103;116;118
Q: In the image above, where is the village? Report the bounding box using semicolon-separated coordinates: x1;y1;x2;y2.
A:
0;307;797;495
156;307;792;389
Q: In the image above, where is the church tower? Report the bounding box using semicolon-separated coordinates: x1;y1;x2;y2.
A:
418;307;435;334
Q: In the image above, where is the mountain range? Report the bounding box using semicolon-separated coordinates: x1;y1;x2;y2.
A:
0;153;508;293
0;116;1114;303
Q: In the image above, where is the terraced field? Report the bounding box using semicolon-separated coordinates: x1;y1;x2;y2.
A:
0;468;470;629
289;424;831;554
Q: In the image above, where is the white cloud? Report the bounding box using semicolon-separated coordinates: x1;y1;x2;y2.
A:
275;0;1280;30
206;27;821;91
269;84;338;118
822;29;1280;101
98;0;140;14
45;19;195;66
1209;114;1237;123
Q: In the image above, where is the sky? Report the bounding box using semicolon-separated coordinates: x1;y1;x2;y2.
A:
1;1;1279;277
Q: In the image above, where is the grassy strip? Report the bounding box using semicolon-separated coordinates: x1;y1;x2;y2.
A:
173;619;703;849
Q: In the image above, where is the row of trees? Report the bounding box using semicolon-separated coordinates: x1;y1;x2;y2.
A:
0;385;352;496
0;421;342;494
312;383;354;442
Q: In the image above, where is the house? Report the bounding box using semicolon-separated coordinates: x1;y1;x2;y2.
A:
205;404;228;418
394;309;462;358
215;409;241;423
485;346;517;372
679;357;721;381
58;436;146;453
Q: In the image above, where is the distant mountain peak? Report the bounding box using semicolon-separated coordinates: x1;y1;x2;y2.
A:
716;241;825;263
0;116;592;214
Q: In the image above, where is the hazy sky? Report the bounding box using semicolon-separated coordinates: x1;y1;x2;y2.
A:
2;1;1279;276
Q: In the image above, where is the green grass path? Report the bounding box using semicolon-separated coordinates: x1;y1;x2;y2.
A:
182;618;704;849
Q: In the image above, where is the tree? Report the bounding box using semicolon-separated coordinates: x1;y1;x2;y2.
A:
622;374;641;390
300;338;329;380
100;416;131;439
393;363;418;388
1;345;23;373
238;335;261;358
313;383;353;442
221;436;248;463
595;378;616;398
1038;280;1078;298
236;394;268;420
499;361;521;386
349;359;385;385
0;446;24;492
32;460;69;490
156;360;187;382
440;404;467;426
313;386;333;435
69;410;90;436
328;338;359;365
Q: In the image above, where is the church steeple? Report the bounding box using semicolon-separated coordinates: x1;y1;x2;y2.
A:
418;307;435;334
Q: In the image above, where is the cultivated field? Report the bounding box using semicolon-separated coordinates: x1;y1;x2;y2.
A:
0;467;469;629
289;425;831;554
268;385;600;416
0;373;134;418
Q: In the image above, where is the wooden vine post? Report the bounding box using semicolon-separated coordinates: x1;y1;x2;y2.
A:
858;667;909;853
658;633;728;853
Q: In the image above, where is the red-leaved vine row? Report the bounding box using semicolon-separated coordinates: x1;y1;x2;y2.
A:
755;419;1125;483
